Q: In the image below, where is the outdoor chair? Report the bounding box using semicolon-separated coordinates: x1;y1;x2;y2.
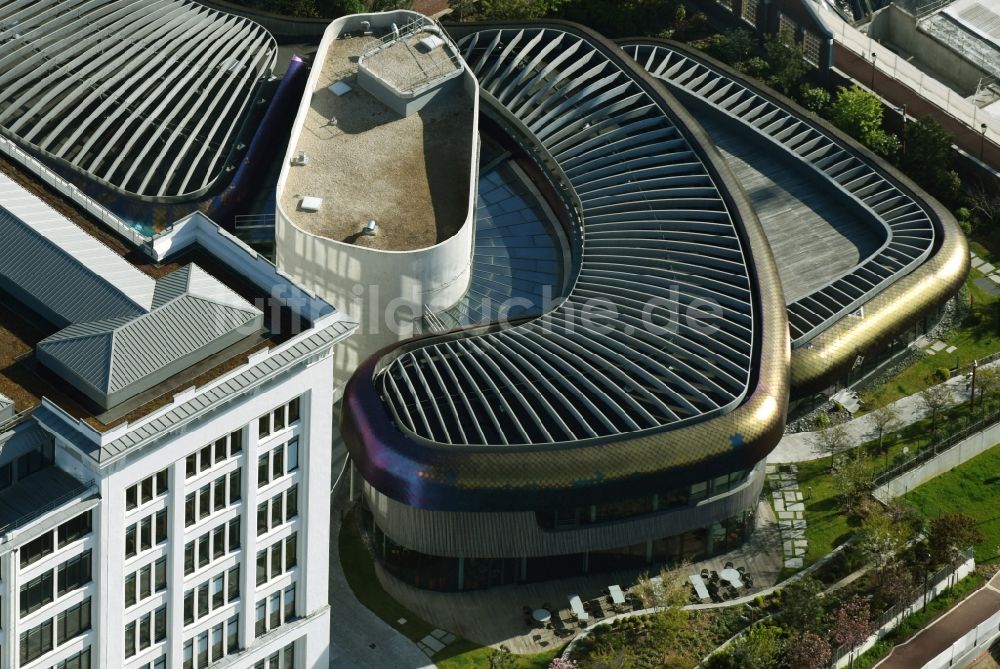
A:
724;561;734;569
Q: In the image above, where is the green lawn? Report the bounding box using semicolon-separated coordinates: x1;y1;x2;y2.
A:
338;509;562;669
866;240;1000;407
795;457;856;565
904;442;1000;564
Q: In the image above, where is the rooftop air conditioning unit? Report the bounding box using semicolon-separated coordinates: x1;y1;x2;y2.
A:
300;196;323;212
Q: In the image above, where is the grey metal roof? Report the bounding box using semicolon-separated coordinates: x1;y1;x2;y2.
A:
0;0;276;200
623;43;936;344
34;319;355;464
0;173;153;327
0;172;265;409
376;27;756;447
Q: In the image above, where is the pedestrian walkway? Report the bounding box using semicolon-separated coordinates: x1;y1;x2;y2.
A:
329;441;436;669
875;571;1000;669
766;464;808;569
768;361;999;463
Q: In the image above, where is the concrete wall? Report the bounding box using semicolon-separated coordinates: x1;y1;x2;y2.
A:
874;421;1000;502
868;5;986;95
275;12;478;379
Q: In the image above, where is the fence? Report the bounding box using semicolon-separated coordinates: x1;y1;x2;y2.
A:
0;136;149;246
829;549;975;668
925;607;1000;669
813;1;1000;151
0;481;94;538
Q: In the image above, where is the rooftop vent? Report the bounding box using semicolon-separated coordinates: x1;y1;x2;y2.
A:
362;220;378;236
291;151;309;166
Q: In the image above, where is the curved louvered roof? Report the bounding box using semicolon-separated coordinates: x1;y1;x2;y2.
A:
0;0;276;200
377;26;758;447
622;42;936;345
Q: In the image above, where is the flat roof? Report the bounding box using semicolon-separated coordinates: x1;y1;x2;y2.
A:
0;157;304;430
360;29;462;94
280;33;473;251
699;115;884;304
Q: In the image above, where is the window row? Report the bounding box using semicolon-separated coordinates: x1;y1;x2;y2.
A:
256;485;298;537
124;604;166;659
184;517;241;576
20;550;92;617
182;614;239;669
186;430;243;480
125;509;167;559
125;556;167;608
19;598;92;666
185;470;241;527
257;438;298;490
255;533;297;586
184;564;240;626
258;397;300;439
21;511;93;569
253;642;295;669
54;647;91;669
125;470;168;511
0;442;54;493
134;656;166;669
254;585;296;639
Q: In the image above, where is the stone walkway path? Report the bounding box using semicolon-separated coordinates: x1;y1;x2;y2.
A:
768;360;1000;463
766;464;807;569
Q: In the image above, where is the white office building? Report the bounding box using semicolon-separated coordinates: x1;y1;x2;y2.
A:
0;168;356;669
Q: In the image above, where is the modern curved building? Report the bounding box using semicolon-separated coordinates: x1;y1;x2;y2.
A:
0;0;276;202
621;40;968;396
274;11;479;375
341;21;790;591
276;17;966;591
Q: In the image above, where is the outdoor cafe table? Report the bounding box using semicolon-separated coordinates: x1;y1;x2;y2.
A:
720;568;744;589
532;608;551;624
688;574;710;600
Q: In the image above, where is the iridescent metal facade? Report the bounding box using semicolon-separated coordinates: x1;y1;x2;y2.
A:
343;23;790;514
621;39;968;395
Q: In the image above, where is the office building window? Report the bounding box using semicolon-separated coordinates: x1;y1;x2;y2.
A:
58;549;92;597
57;597;91;644
21;531;54;568
20;570;54;617
20;618;54;665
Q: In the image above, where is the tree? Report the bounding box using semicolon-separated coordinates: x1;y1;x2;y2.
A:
974;365;1000;411
479;0;565;20
832;453;873;516
799;84;831;115
812;422;852;458
779;576;828;634
548;659;579;669
901;116;961;204
864;394;899;454
877;560;915;609
786;631;832;669
488;645;516;669
858;510;907;573
918;381;953;435
832;596;875;654
703;28;755;65
829;86;900;157
762;29;808;95
928;513;983;569
725;624;785;669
